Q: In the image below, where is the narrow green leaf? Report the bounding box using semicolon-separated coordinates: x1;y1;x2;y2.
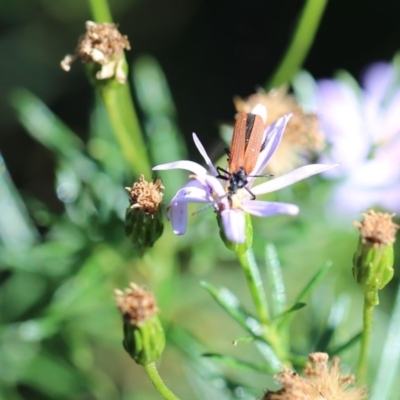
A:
294;262;332;303
288;354;308;369
19;351;84;398
327;331;362;356
132;55;187;199
232;336;254;345
264;244;286;318
200;281;263;337
273;302;306;322
168;327;257;399
201;281;282;372
11;89;127;219
278;261;331;329
202;353;277;374
0;153;38;249
314;294;350;352
371;283;400;400
10;89;83;156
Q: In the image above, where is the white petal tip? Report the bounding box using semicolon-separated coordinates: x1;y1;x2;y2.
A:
251;104;267;124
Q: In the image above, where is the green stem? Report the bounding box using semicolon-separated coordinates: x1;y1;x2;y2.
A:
87;0;151;176
357;290;377;382
144;362;181;400
88;0;113;22
267;0;328;89
236;247;270;325
101;86;151;175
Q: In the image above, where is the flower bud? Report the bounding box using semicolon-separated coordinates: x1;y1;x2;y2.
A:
115;283;165;366
353;210;398;297
125;175;164;254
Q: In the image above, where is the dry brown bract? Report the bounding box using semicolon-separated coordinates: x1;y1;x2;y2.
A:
125;175;164;215
235;89;324;175
354;209;398;246
263;353;366;400
115;283;159;326
61;21;131;83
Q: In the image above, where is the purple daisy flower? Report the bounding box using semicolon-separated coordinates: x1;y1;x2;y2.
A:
305;61;400;216
153;105;338;243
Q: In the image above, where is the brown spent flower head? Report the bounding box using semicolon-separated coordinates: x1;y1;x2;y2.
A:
234;88;325;175
263;352;366;400
125;174;164;215
115;283;159;326
354;209;398;247
61;21;131;83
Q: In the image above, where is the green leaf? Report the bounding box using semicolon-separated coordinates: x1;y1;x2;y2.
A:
371;283;400;400
200;281;282;372
0;152;38;249
202;353;277;374
232;336;255;345
200;281;263;337
168;327;257;399
19;351;84;398
314;294;350;352
273;302;306;322
264;244;286;318
278;261;331;329
10;88;83;156
132;55;187;199
327;331;362;355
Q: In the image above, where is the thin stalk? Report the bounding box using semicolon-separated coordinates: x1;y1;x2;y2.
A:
370;283;400;399
267;0;328;89
357;291;376;383
144;363;181;400
101;87;151;175
236;247;270;325
87;0;151;176
87;0;112;21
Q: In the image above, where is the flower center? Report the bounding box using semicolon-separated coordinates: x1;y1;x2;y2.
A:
228;188;249;209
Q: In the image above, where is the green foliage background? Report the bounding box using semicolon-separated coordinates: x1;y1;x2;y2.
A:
1;1;400;399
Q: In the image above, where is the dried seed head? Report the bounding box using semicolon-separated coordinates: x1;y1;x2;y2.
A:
352;209;397;295
61;21;131;83
125;175;164;215
125;176;165;254
115;283;165;365
115;282;159;326
263;352;366;400
234;88;325;175
354;209;398;246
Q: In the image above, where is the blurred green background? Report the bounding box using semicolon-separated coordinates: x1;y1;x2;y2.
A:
1;0;400;399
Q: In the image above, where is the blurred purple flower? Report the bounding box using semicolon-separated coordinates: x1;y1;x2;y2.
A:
311;62;400;215
153;105;338;243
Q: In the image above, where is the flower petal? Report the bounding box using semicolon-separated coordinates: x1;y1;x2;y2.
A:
170;180;211;203
316;79;369;166
361;62;395;103
252;163;339;195
221;209;245;243
167;202;188;235
153;160;207;176
166;180;211;235
242;200;299;217
251;104;267;123
251;114;292;177
192;133;218;176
